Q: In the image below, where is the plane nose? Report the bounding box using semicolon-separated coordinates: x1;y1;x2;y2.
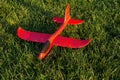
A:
38;53;46;60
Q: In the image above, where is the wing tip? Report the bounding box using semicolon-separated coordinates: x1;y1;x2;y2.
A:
78;38;92;48
17;26;30;40
17;26;22;36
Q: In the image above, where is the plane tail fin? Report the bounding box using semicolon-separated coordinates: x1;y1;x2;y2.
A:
64;4;71;23
53;4;84;25
53;17;84;25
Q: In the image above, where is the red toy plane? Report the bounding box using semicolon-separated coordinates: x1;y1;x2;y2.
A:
17;4;92;60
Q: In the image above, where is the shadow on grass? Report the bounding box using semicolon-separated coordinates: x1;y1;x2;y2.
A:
1;0;60;55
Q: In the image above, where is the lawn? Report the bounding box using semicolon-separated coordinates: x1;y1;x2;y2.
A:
0;0;120;80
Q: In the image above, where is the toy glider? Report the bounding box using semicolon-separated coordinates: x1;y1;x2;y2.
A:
17;4;92;60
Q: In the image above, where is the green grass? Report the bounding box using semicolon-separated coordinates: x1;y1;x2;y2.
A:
0;0;120;80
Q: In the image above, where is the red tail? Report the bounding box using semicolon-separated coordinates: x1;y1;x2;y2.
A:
53;4;84;25
53;17;84;25
64;4;71;23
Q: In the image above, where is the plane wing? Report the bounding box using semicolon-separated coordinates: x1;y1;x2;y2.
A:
17;27;92;48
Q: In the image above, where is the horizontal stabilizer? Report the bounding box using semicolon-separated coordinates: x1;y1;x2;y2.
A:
17;27;92;48
53;17;84;25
